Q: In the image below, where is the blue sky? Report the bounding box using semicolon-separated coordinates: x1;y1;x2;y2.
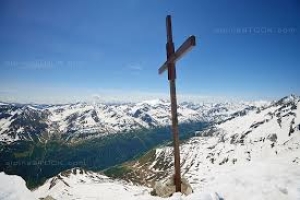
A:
0;0;299;103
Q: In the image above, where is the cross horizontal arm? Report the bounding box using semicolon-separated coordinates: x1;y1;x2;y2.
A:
158;35;196;75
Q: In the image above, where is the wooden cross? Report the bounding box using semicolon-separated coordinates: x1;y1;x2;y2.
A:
158;15;196;192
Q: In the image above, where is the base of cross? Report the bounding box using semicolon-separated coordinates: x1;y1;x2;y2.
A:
151;175;193;198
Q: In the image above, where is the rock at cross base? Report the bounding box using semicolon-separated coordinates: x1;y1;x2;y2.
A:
154;176;193;198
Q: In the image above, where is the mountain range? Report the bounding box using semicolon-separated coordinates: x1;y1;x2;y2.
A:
0;95;299;200
0;99;266;143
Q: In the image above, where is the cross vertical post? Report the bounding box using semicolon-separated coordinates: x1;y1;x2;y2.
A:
166;15;181;192
158;15;196;193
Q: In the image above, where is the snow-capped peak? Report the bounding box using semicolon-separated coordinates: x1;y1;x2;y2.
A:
0;99;256;143
277;94;300;105
138;99;169;106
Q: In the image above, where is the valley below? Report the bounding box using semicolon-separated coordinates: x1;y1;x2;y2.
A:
0;122;208;189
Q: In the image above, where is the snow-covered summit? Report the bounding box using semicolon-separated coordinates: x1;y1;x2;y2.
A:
138;99;169;106
276;94;300;105
32;168;220;200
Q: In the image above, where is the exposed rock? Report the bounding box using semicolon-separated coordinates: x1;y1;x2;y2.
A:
154;176;193;198
219;157;229;165
40;196;56;200
250;120;265;129
230;133;239;144
232;158;237;164
277;118;282;127
271;143;275;148
267;133;277;142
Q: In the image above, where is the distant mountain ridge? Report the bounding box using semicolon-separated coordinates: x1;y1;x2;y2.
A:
0;98;264;143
